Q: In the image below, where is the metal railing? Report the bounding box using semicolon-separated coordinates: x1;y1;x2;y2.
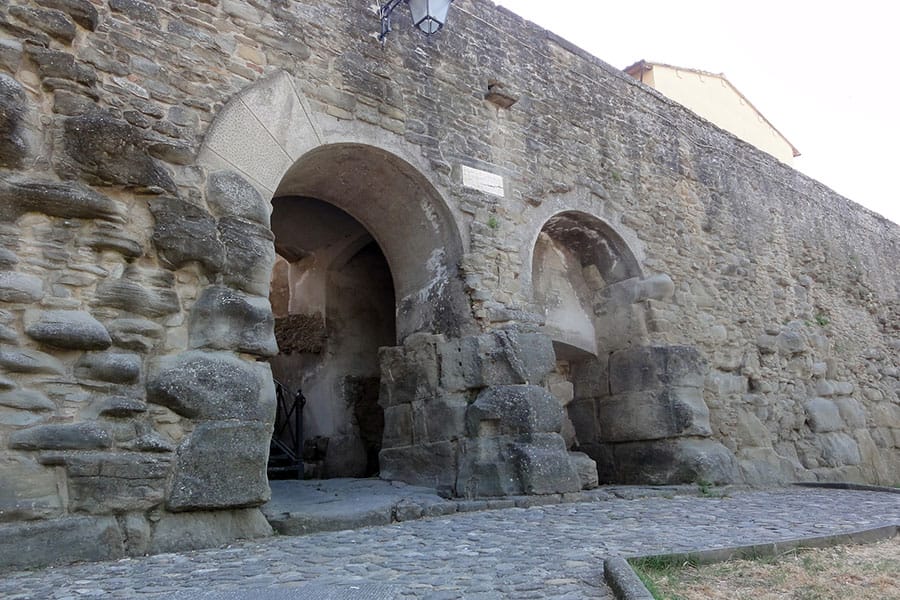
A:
268;379;305;479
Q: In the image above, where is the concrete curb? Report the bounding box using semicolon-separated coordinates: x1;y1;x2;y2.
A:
795;481;900;494
604;523;899;599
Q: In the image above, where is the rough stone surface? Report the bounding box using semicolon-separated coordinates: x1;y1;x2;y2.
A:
74;352;141;383
606;438;738;485
218;217;276;296
0;74;28;167
188;285;277;357
0;271;43;303
149;197;224;274
93;266;180;318
34;0;99;31
8;421;112;451
206;170;269;226
0;516;124;571
0;347;65;374
466;385;564;437
146;351;276;422
0;175;123;222
148;509;273;554
167;421;273;511
24;309;111;350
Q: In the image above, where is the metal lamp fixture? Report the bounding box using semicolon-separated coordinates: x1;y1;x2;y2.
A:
379;0;454;42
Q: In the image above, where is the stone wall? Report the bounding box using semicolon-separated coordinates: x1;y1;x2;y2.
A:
0;0;897;569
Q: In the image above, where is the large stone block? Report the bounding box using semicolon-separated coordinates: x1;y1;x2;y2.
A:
206;170;269;226
0;455;63;522
467;385;563;437
0;347;65;374
598;386;712;443
509;433;581;495
188;285;277;357
74;352;141;384
0;389;55;411
57;110;176;192
456;436;520;497
608;438;738;485
149;196;225;274
609;345;706;394
819;432;861;467
568;451;599;489
804;397;844;433
440;332;556;391
378;338;440;407
24;309;111;350
379;440;458;493
106;318;164;352
93;265;180;318
167;421;272;511
34;0;100;31
0;271;44;303
219;217;276;296
148;508;272;554
0;516;125;570
146;351;276;422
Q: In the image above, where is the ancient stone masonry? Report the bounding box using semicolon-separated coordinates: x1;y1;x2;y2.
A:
0;0;897;570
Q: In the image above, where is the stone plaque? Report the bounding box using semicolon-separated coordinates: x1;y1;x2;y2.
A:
461;165;505;197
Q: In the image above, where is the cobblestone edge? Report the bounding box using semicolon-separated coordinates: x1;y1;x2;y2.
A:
794;482;900;495
605;523;900;600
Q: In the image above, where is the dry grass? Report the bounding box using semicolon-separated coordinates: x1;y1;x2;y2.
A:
631;537;900;600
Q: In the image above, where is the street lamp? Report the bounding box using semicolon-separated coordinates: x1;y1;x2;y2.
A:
379;0;455;42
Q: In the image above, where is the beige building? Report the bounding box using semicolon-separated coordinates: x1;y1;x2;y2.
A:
625;60;800;164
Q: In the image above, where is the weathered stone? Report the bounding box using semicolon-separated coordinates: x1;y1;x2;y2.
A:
75;352;141;384
188;285;277;357
0;346;65;374
609;345;706;394
0;389;55;411
819;432;862;467
148;508;272;554
106;318;164;352
9;421;112;450
34;0;99;31
0;74;28;167
48;452;171;514
85;224;144;258
0;271;43;303
23;43;95;85
0;248;17;270
419;394;468;443
9;7;77;43
776;329;807;355
108;0;159;26
568;451;599;489
148;197;224;273
467;385;563;437
0;455;62;522
147;140;195;165
0;39;23;74
167;421;272;510
804;397;844;433
379;440;459;494
24;309;111;350
0;175;123;222
206;170;270;226
440;332;556;391
378;339;440;408
598;386;712;442
218;217;276;296
122;431;175;453
146;351;276;422
0;516;124;570
609;438;738;485
835;397;867;429
97;396;147;417
58;110;175;192
510;433;581;495
93;266;180;318
456;436;521;497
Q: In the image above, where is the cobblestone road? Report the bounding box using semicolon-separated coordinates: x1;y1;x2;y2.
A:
1;488;898;599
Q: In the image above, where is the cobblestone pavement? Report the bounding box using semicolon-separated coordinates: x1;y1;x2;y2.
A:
1;488;898;599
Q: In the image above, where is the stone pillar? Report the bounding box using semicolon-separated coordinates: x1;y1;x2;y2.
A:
378;331;584;497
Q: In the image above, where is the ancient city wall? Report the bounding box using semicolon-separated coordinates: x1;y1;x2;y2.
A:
0;0;897;568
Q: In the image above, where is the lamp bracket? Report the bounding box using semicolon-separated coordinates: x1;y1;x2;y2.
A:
379;0;405;44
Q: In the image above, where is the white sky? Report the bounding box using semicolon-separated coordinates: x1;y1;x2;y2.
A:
494;0;900;225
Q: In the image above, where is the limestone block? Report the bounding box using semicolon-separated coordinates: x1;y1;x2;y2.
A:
9;421;112;450
146;351;276;422
819;432;861;467
24;309;111;350
0;455;62;522
568;450;599;489
188;285;277;357
776;329;807;355
609;438;738;485
834;397;867;429
0;389;55;411
570;355;610;398
148;508;272;555
420;394;468;443
379;440;459;494
106;318;164;352
206;170;270;226
218;217;277;296
378;340;439;407
0;271;44;303
455;436;520;497
736;447;802;486
598;386;712;442
0;175;123;223
93;265;180;318
34;0;99;31
75;352;141;384
804;397;844;433
149;197;224;274
0;74;28;167
566;397;600;448
167;421;272;511
322;433;368;478
0;516;125;570
734;410;773;448
57;110;175;192
609;345;705;394
705;371;748;396
381;404;412;449
53;452;172;514
510;433;581;495
466;385;563;437
0;346;65;374
439;332;555;391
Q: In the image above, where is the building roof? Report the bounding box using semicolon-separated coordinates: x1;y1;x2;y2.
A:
623;60;801;158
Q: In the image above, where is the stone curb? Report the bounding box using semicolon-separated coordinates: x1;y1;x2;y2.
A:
604;523;899;600
795;482;900;494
